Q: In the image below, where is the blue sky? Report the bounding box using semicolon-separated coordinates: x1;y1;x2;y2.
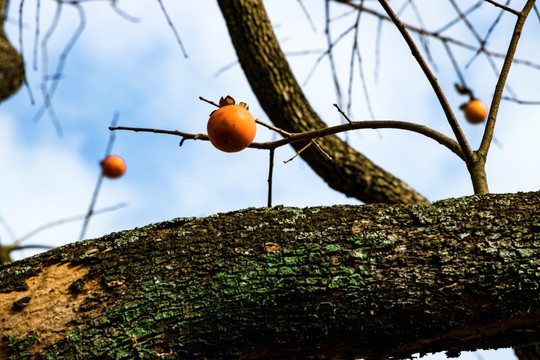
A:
1;1;539;358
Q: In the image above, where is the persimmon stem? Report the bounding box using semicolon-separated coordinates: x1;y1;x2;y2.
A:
198;96;220;108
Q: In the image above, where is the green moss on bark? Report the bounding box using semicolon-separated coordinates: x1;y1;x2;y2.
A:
1;193;540;359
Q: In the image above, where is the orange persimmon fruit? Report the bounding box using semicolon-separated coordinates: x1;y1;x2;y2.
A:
460;99;488;124
101;155;126;179
207;97;257;153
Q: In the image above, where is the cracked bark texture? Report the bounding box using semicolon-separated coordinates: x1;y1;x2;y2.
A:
217;0;429;205
1;191;539;359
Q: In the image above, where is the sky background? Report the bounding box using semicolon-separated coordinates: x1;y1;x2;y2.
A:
1;1;539;358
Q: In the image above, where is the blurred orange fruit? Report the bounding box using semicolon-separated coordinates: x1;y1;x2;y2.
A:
101;155;126;179
460;99;488;124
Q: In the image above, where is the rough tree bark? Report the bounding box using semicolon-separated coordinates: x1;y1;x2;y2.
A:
217;0;429;205
1;191;539;359
0;0;24;103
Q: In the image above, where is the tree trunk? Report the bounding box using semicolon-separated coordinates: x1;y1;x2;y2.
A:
1;191;539;359
217;0;429;205
0;0;24;103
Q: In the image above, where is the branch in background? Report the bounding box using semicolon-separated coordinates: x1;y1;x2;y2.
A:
0;203;127;263
79;113;120;242
377;0;474;165
155;0;188;58
478;0;536;157
333;0;540;70
218;0;430;205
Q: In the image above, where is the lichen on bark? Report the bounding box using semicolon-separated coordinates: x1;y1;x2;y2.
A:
1;191;539;359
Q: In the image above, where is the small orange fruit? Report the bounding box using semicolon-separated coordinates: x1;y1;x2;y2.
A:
460;99;488;124
101;155;126;179
207;97;257;153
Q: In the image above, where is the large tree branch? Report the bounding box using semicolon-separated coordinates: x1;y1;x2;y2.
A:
1;191;539;359
217;0;430;205
0;0;24;103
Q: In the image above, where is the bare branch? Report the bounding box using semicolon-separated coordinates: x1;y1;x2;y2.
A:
79;113;120;242
267;149;275;207
111;118;465;161
18;203;127;245
155;0;188;58
332;0;540;70
376;0;474;164
502;96;540;105
111;125;209;143
296;0;316;31
34;1;86;136
484;0;520;16
333;103;353;124
478;0;537;156
255;119;293;138
284;140;314;164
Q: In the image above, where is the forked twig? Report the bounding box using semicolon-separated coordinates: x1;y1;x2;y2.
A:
284;140;314;164
111;115;465;160
79;112;121;241
377;0;474;164
478;0;536;156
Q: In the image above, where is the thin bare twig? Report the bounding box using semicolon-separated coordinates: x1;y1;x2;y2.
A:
110;0;141;22
347;4;375;120
32;0;40;71
284;140;314;164
111;125;208;144
296;0;316;31
255;119;293;137
502;96;540;105
443;41;467;92
34;1;62;135
333;0;540;70
377;0;474;164
156;0;188;58
333;103;353;123
483;0;520;16
34;1;85;136
0;203;126;260
111;117;465;161
311;138;332;160
19;203;127;245
79;113;121;241
284;137;331;164
267;149;275;207
478;0;536;156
